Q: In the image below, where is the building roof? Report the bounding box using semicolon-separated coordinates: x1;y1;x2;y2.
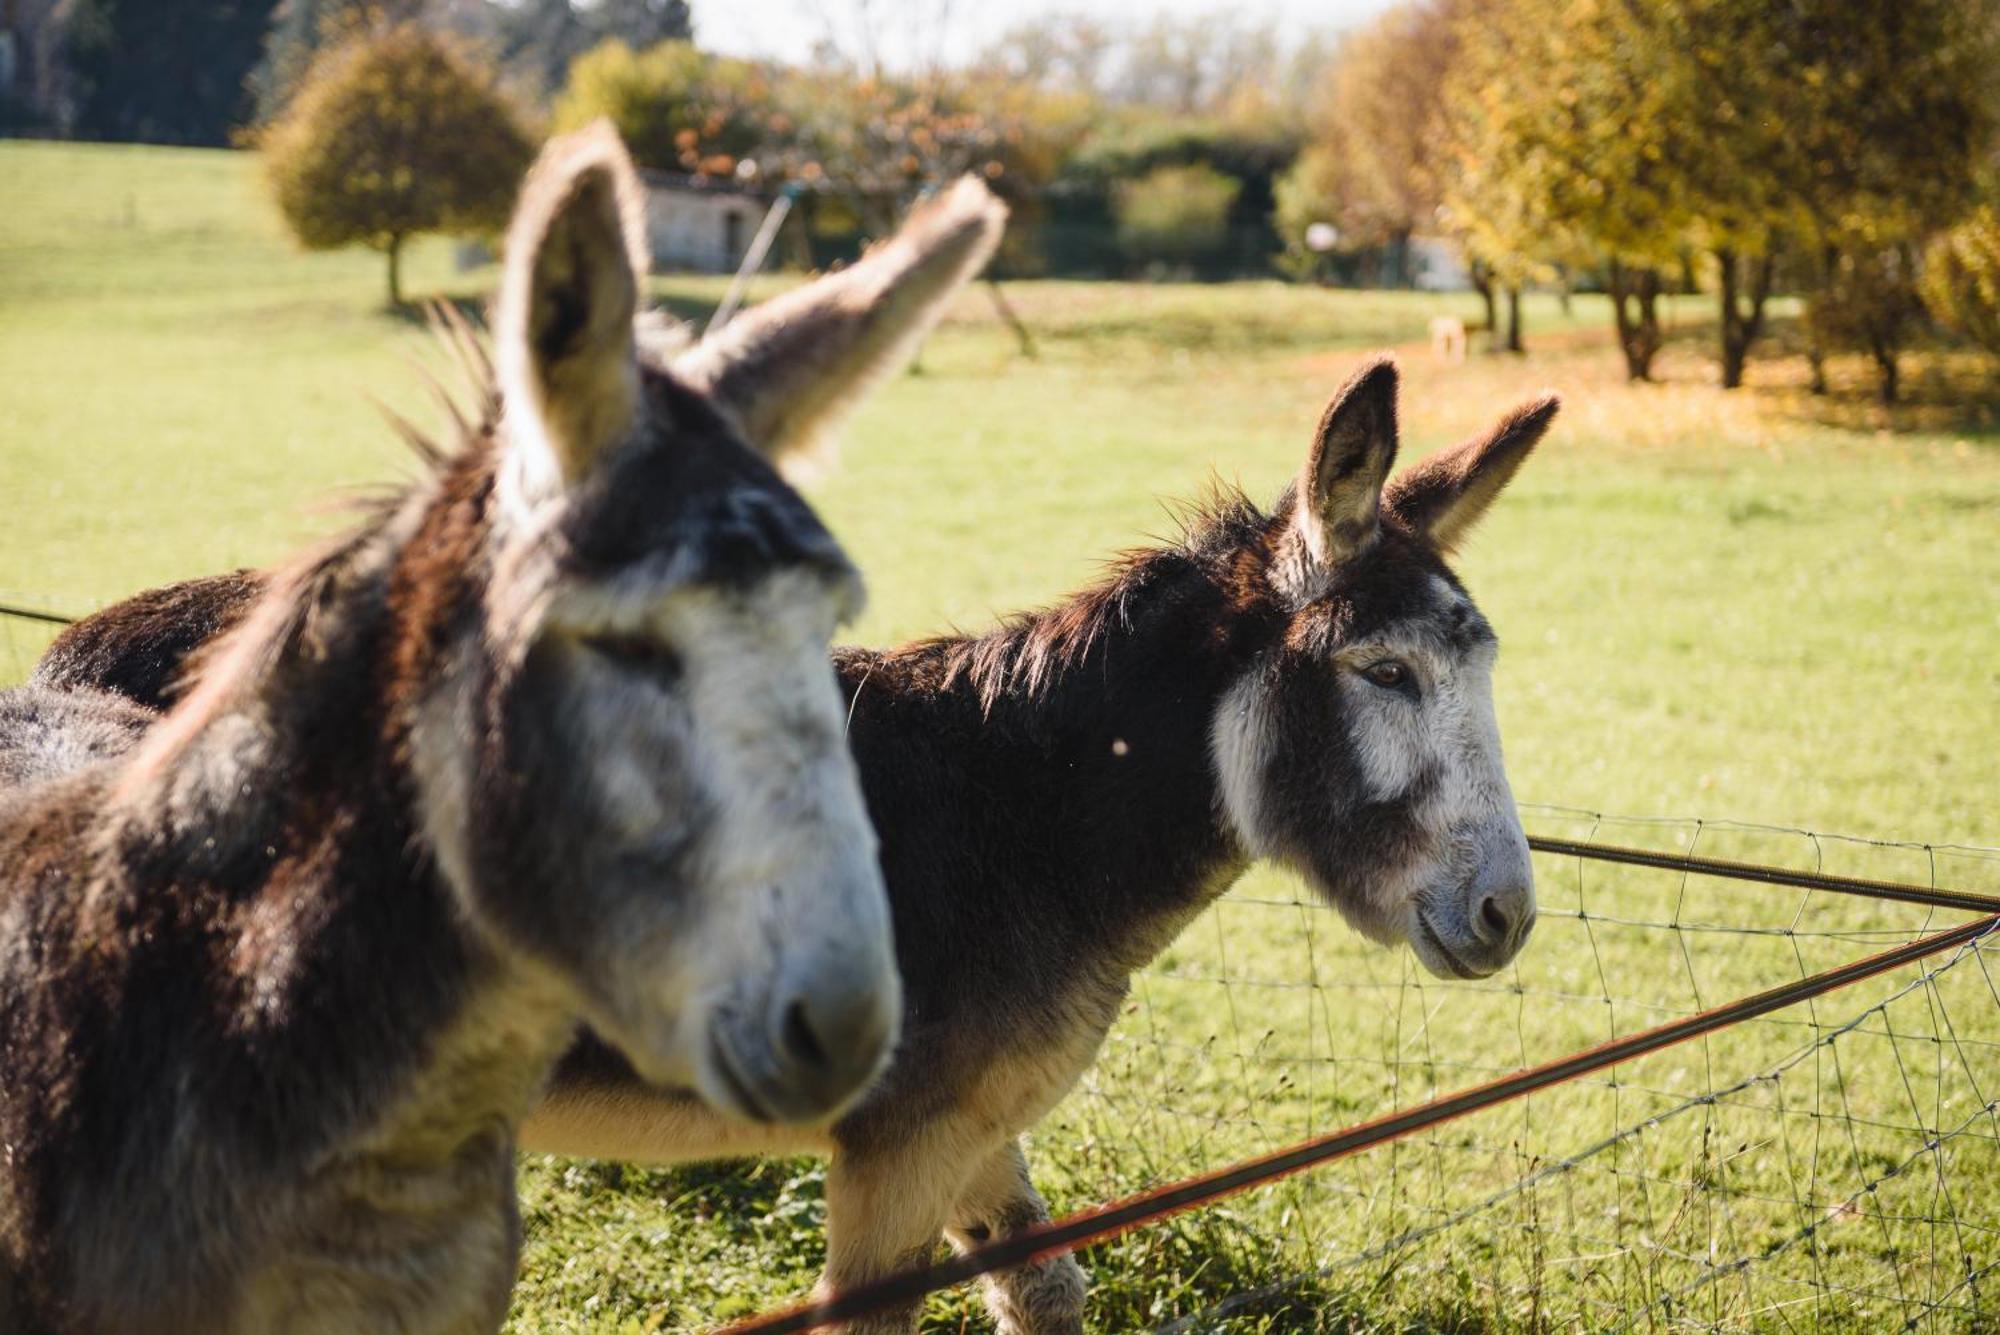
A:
636;169;769;204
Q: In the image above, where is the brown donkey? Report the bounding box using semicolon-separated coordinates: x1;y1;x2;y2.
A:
0;127;1006;1334
36;360;1555;1333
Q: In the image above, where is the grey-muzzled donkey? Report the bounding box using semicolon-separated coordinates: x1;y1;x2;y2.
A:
0;125;1006;1334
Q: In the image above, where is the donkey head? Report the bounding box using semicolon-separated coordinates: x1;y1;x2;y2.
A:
418;127;998;1123
1214;360;1556;980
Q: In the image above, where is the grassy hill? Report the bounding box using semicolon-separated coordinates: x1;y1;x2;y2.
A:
3;140;1998;1331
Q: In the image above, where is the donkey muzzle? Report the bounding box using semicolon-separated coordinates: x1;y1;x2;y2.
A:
707;949;901;1124
1411;821;1536;979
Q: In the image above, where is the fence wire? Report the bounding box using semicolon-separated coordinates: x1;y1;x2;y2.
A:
1;598;76;685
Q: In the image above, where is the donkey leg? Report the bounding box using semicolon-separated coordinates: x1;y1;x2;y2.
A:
945;1139;1086;1335
820;1141;975;1335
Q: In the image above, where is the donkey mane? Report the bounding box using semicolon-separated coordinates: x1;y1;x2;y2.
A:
115;519;396;795
899;487;1278;715
120;315;500;797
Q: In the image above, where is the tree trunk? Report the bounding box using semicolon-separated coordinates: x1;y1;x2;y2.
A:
1716;246;1774;390
1469;260;1496;341
1871;333;1899;405
1607;259;1662;381
386;234;404;309
1502;286;1524;353
986;278;1036;359
1805;243;1835;395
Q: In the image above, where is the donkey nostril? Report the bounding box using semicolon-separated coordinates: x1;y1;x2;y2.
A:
780;999;829;1071
1480;895;1511;938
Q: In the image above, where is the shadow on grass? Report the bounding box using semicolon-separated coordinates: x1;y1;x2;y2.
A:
1774;371;2000;438
1743;317;2000;438
523;1154;829;1257
636;1156;828;1244
528;1154;1507;1332
1074;1209;1498;1335
1547;312;2000;440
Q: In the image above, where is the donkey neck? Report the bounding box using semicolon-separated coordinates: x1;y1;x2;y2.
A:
96;464;569;1200
841;536;1277;1002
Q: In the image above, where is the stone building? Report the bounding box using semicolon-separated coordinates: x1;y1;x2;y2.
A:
639;170;769;274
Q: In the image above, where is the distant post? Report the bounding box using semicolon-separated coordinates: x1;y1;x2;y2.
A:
708;182;801;335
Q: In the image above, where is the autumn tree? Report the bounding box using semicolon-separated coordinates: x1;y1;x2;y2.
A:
1280;0;1542;345
553;39;776;175
1923;208;2000;359
1780;0;1993;401
781;69;1023;215
1447;0;1684;377
1448;0;1992;389
1675;0;1992;391
1281;3;1457;276
262;23;533;306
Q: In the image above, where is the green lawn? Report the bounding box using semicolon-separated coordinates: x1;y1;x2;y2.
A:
3;140;1998;1332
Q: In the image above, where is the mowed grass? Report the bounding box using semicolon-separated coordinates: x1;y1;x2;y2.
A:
3;140;1998;1332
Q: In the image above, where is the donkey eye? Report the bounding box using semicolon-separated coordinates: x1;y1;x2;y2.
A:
1361;659;1415;694
582;632;683;682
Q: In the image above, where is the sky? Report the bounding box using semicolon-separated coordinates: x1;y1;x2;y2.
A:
693;0;1400;71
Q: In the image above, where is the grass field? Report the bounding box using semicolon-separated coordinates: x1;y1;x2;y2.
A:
3;140;1998;1332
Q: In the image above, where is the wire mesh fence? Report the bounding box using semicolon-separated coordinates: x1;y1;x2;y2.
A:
1027;809;2000;1332
4;601;1995;1331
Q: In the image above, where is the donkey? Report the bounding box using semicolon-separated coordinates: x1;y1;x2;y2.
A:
0;126;1006;1334
34;357;1556;1333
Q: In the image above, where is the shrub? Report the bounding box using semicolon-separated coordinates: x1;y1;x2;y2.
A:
1114;163;1242;273
1272;145;1345;280
261;24;533;307
1921;207;2000;357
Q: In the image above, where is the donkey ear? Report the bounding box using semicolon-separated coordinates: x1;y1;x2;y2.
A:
1386;395;1558;554
1294;358;1400;567
675;175;1006;465
496;122;647;491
